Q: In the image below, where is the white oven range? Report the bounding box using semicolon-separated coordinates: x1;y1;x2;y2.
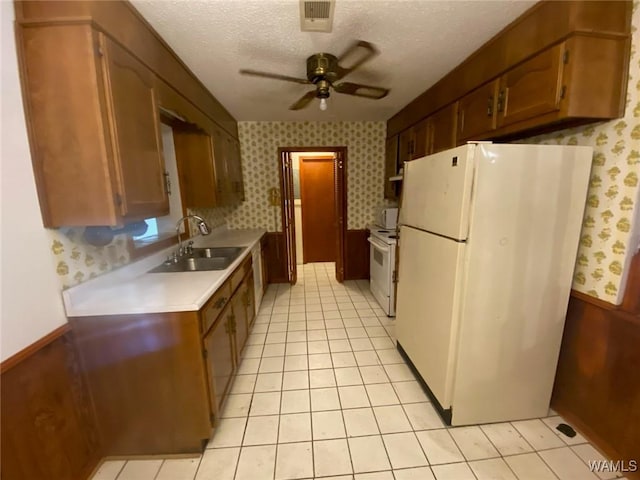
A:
368;225;397;316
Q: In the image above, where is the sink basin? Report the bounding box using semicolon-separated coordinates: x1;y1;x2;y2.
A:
149;246;246;273
191;246;245;259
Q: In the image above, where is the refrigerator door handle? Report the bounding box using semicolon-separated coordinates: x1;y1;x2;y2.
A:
367;237;390;253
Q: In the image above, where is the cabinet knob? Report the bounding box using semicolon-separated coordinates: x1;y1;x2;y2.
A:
487;95;494;116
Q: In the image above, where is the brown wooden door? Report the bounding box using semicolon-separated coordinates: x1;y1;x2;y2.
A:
334;152;345;282
429;103;458;154
101;35;169;221
497;43;565;128
384;136;399;200
203;305;234;419
300;157;336;263
457;79;499;142
279;151;297;284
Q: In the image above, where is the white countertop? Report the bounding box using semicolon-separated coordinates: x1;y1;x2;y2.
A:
62;228;266;317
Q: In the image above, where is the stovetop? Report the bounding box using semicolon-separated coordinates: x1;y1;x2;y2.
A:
369;225;398;245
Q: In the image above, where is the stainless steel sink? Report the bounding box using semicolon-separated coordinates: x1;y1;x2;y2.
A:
191;246;245;259
149;247;245;273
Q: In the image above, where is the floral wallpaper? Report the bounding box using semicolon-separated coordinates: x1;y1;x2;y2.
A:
227;121;387;231
48;205;232;289
48;228;131;289
522;3;639;304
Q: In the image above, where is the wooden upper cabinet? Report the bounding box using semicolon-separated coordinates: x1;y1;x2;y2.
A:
457;80;499;142
101;36;169;221
211;127;232;205
226;135;245;203
497;43;564;128
398;129;413;165
210;128;244;206
17;24;168;226
173;128;217;208
410;119;429;160
429;103;458;154
387;1;631;138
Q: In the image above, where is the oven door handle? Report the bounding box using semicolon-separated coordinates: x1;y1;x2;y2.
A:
367;237;390;253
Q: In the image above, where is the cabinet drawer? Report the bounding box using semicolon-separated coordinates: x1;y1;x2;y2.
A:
202;281;232;333
231;256;253;293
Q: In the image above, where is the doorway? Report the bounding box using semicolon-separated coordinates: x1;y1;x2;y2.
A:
279;147;347;284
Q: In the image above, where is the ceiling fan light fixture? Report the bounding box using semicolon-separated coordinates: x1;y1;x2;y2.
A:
238;39;390;111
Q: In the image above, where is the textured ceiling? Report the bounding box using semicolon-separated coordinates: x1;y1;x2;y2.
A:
130;0;537;122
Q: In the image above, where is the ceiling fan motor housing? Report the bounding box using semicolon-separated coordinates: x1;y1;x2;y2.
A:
306;53;339;84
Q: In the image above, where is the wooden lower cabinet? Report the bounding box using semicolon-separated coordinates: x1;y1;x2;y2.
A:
203;302;235;419
70;257;255;456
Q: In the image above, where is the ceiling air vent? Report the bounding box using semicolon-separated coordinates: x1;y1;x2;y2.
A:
300;0;335;33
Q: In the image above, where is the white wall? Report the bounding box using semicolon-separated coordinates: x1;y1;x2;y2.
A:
0;2;68;361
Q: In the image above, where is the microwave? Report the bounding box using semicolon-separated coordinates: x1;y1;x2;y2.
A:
376;207;398;229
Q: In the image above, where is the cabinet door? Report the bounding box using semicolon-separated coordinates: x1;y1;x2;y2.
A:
410;119;430;160
101;35;169;221
244;273;256;327
226;135;245;203
173;129;217;208
384;136;399;200
398;129;413;165
212;127;244;206
457;80;499;142
231;286;249;359
429;103;458;154
211;127;232;205
203;305;234;418
497;43;565;128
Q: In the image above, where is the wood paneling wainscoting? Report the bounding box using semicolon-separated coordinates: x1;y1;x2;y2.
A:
263;230;370;283
1;325;102;480
264;232;288;284
345;229;370;280
551;253;640;479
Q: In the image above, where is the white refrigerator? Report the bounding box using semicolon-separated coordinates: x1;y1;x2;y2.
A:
395;142;592;426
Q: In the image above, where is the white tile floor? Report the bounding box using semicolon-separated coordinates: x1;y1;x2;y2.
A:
92;263;627;480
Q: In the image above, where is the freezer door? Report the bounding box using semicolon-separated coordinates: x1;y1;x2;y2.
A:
399;144;475;241
395;225;466;409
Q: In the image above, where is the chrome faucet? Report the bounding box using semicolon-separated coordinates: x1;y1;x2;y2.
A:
175;215;211;256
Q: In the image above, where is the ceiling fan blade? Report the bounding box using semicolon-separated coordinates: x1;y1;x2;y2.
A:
289;91;318;110
335;40;379;79
333;82;389;99
239;69;311;85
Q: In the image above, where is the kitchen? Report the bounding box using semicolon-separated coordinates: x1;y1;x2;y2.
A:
1;1;639;480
